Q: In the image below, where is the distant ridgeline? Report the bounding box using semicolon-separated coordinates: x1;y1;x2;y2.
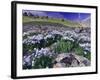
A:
23;15;88;27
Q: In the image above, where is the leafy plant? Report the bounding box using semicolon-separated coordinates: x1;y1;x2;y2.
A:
46;38;56;47
23;44;35;55
83;51;91;60
33;56;53;69
54;40;74;53
74;46;84;56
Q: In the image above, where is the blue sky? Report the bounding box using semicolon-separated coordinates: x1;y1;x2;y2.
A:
23;10;90;22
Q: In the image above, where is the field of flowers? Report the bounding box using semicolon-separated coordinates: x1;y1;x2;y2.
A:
22;15;91;69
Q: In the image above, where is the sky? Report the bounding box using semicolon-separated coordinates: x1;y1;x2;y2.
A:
23;10;91;22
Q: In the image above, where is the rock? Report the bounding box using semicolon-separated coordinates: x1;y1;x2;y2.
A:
71;59;84;67
53;53;90;68
72;53;91;66
53;63;66;68
82;60;90;66
55;53;68;62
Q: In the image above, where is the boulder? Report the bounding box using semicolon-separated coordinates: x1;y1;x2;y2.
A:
53;53;90;68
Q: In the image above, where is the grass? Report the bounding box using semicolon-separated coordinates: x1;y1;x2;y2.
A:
23;16;82;28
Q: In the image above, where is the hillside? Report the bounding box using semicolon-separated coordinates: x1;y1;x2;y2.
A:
23;16;82;28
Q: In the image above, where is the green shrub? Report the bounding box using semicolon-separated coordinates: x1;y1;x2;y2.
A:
83;52;91;60
54;40;74;53
72;42;91;60
74;46;84;56
33;56;53;69
23;44;35;54
46;38;56;47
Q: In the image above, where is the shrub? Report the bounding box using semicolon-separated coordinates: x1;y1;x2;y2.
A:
61;19;65;22
23;44;35;54
54;40;74;53
46;38;56;47
33;56;53;69
74;46;84;56
83;51;91;60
